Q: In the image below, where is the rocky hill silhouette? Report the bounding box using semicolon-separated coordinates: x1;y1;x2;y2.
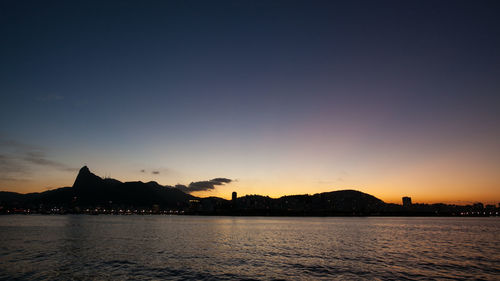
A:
1;166;392;215
0;166;195;209
71;166;194;207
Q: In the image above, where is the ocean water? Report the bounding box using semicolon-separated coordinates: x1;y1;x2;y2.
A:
0;216;499;280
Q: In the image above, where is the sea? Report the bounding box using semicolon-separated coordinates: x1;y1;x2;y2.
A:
0;215;499;280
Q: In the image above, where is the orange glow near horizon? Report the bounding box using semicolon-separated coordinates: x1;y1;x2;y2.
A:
1;150;499;206
2;0;500;216
2;176;499;205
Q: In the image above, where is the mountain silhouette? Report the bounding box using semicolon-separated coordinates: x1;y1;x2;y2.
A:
0;166;195;209
72;166;194;207
0;166;393;215
213;189;386;216
73;166;113;188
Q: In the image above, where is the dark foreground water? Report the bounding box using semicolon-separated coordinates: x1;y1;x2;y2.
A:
0;216;499;280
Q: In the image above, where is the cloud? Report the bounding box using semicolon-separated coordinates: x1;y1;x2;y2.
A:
0;138;77;184
0;139;39;151
211;178;232;184
140;169;161;175
23;151;77;172
0;154;29;175
172;178;232;193
171;184;188;192
140;168;169;175
0;153;31;184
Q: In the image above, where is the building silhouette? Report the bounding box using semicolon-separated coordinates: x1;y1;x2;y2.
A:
402;196;412;207
232;192;237;201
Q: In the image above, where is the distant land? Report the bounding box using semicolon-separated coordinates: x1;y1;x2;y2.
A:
0;166;498;216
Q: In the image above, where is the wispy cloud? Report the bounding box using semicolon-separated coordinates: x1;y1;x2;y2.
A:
0;154;30;175
0;138;77;184
0;139;40;151
23;151;77;172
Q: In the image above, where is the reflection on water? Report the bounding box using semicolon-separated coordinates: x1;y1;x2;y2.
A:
0;216;499;280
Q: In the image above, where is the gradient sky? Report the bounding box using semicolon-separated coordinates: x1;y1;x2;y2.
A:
1;0;499;204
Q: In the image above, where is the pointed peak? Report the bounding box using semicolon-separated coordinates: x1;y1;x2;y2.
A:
79;166;90;174
73;166;102;188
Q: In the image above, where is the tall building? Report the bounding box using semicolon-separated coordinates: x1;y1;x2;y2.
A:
402;196;412;207
232;191;237;201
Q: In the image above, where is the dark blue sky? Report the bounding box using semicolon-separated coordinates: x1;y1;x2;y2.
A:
1;0;499;202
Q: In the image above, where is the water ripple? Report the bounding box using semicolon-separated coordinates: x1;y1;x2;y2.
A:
0;216;499;280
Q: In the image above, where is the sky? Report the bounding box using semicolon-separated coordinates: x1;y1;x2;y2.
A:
1;0;499;204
